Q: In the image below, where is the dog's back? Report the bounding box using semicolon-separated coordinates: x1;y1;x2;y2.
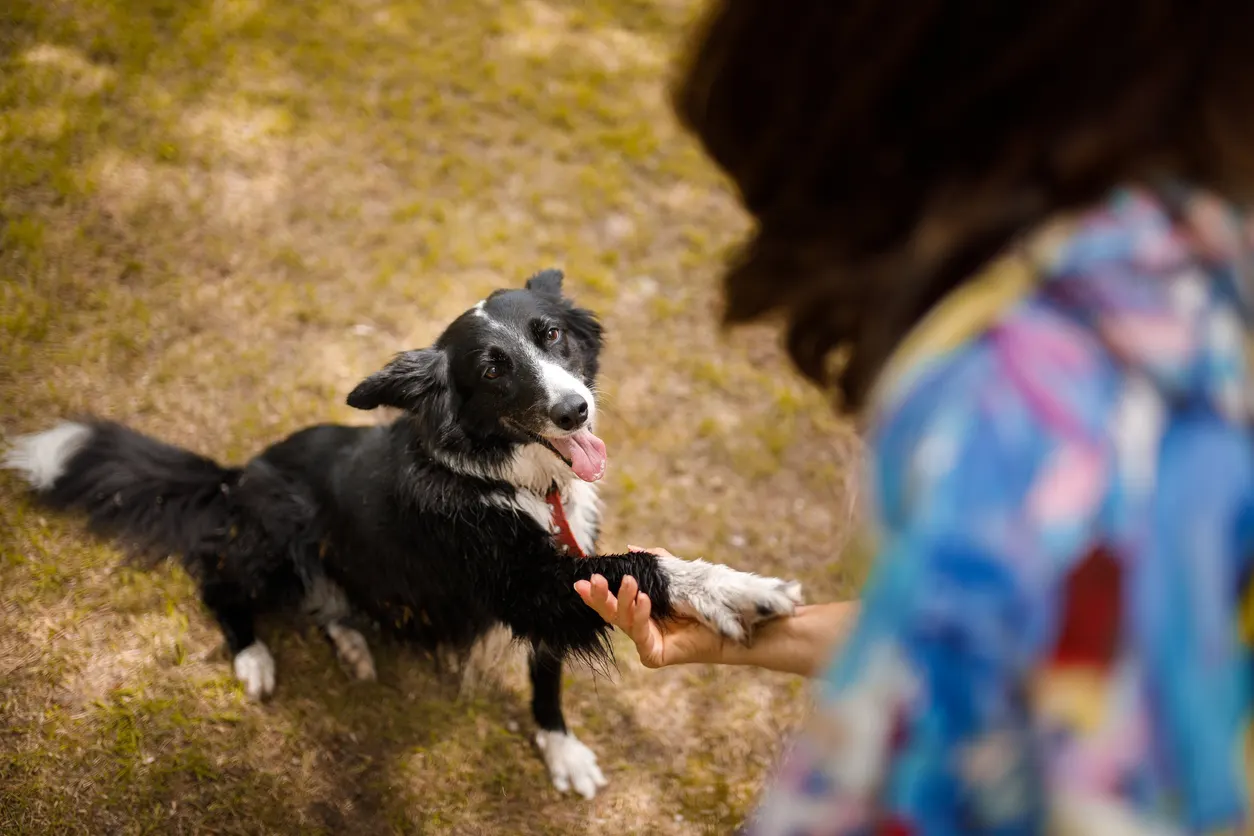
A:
4;419;317;598
260;419;509;650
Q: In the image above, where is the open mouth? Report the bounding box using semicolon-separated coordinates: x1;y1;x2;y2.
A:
505;420;607;482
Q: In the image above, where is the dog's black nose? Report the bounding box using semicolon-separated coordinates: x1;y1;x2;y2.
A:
550;394;589;431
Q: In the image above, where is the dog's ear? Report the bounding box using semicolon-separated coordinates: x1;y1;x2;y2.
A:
563;304;604;381
347;348;448;412
563;305;602;351
525;268;564;298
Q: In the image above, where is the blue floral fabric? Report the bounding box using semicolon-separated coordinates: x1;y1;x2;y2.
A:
747;187;1254;835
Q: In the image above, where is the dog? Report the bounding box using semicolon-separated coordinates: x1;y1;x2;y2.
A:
3;269;803;799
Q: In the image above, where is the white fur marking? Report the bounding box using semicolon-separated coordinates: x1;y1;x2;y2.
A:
440;438;589;493
302;574;352;623
326;623;377;681
485;467;601;555
302;575;376;681
563;478;601;556
3;421;92;491
657;556;803;644
507;442;580;493
499;488;557;537
535;729;607;799
233;641;276;701
475;304;597;428
537;356;597;427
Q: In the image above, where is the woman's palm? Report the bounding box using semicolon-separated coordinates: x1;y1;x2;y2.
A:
574;548;725;669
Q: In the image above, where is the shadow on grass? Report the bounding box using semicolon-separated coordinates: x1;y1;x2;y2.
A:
0;542;681;835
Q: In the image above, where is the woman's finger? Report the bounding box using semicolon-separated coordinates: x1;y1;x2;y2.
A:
629;592;654;648
589;574;618;620
575;580;603;614
617;576;640;631
587;574;606;607
574;580;597;614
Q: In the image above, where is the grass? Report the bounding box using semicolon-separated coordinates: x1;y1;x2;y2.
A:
0;0;866;832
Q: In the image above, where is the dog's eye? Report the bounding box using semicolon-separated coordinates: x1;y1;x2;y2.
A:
545;327;561;344
483;364;501;380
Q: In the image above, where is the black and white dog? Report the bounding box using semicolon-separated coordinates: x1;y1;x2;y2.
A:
3;270;802;799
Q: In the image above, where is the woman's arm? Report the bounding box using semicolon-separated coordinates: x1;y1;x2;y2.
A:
716;601;859;676
575;564;859;676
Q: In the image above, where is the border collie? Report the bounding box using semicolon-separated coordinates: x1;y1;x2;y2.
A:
3;269;802;799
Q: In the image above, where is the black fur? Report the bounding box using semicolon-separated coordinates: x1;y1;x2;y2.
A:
40;421;318;655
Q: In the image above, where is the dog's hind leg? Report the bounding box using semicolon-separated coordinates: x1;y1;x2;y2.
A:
202;579;276;701
302;574;376;681
325;622;376;681
530;645;606;800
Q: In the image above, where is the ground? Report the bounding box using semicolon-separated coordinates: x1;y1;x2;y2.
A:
0;1;865;833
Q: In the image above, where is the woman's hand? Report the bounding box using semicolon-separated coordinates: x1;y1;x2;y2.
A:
577;546;862;676
574;546;727;668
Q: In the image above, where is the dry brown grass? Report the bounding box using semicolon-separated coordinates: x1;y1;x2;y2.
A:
0;0;866;832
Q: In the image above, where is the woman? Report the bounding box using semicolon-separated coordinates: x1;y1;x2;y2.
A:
579;1;1254;833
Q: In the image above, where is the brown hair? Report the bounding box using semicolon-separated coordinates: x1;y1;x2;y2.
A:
673;0;1254;408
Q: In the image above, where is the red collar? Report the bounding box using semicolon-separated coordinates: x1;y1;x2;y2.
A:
544;485;586;558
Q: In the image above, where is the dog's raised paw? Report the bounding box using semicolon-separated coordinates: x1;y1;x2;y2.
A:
659;557;803;644
753;579;804;618
535;730;607;800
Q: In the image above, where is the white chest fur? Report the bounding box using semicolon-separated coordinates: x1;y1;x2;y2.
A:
558;478;601;556
489;444;602;555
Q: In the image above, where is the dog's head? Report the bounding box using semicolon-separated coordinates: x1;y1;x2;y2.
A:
347;269;607;482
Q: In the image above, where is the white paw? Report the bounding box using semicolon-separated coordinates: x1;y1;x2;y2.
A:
658;556;803;644
535;730;607;800
233;641;276;700
327;623;376;681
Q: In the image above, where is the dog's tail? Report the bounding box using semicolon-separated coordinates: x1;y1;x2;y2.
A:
3;420;315;590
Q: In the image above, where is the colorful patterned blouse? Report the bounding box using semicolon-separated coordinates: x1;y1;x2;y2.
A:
747;186;1254;835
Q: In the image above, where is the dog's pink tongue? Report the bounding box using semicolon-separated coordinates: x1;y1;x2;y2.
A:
550;429;607;482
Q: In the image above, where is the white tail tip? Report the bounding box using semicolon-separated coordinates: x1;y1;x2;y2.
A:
2;421;92;491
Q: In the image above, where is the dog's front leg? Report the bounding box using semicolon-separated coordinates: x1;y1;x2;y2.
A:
505;550;804;656
529;645;606;800
638;553;804;645
506;551;807;656
562;552;804;646
499;547;802;801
